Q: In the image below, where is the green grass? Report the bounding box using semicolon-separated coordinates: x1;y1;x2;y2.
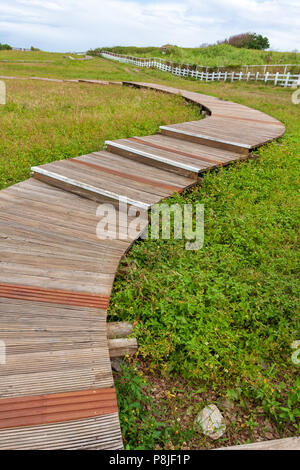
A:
0;55;299;449
0;50;64;62
0;79;200;189
94;44;300;68
107;80;300;448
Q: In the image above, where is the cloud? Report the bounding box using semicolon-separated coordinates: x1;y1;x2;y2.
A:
0;0;298;52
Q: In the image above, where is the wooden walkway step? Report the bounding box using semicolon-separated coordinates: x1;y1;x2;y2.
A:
0;80;285;449
106;135;245;175
160;116;283;154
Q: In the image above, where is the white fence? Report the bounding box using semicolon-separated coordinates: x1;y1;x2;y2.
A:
101;52;300;88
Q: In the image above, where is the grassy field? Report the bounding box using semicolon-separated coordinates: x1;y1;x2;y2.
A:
0;49;179;81
0;54;299;449
92;44;300;68
110;80;300;449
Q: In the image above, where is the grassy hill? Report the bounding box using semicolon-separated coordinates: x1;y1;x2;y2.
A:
0;49;184;81
94;44;300;67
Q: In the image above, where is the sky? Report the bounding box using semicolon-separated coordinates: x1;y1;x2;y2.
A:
0;0;299;52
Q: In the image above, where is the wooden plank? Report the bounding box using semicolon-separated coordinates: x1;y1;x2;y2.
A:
160;126;251;154
107;322;134;338
83;151;193;186
129;136;221;164
138;134;242;161
32;166;151;210
71;157;184;192
0;283;110;308
0;414;122;450
0;81;285;450
106;140;201;175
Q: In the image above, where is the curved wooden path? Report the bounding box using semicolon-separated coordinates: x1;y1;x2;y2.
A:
0;80;285;449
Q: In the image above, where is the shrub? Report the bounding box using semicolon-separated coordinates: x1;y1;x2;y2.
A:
247;33;270;50
223;33;270;50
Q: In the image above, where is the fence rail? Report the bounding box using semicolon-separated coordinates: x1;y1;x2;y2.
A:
101;52;300;88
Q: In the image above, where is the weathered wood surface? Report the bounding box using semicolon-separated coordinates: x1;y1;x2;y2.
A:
0;80;285;449
107;322;137;358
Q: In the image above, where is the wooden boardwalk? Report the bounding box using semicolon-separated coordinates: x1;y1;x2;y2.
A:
0;80;285;449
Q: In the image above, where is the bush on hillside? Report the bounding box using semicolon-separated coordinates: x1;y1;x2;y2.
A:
223;33;270;50
87;46;159;56
247;33;270;50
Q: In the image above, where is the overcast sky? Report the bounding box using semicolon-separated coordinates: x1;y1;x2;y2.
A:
0;0;299;52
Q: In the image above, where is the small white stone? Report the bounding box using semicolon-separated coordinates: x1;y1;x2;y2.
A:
196;405;226;439
111;358;122;372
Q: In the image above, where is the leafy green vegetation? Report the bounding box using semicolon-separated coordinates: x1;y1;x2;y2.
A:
115;360;193;449
0;43;12;51
108;79;299;448
0;55;299;448
221;33;270;50
0;49;183;81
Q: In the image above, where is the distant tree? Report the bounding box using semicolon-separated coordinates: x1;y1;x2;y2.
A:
0;43;12;50
30;46;40;51
87;48;103;56
247;34;270;50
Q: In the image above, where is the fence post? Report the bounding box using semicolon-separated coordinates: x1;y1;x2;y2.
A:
103;54;297;89
0;80;6;105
